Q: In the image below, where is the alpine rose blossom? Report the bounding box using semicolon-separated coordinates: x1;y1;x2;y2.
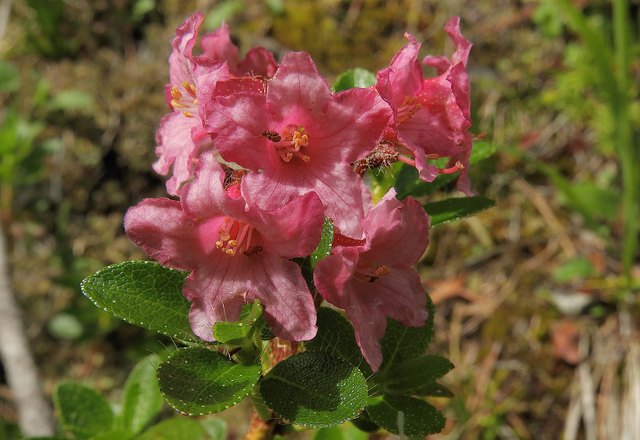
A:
201;51;392;238
313;189;430;371
125;153;324;342
376;16;473;194
154;14;278;195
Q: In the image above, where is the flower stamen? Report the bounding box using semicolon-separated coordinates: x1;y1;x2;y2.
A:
215;218;254;256
269;126;311;163
170;82;198;117
354;263;392;283
396;96;422;124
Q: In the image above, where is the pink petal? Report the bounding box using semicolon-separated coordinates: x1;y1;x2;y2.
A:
169;13;204;88
200;23;240;67
313;250;360;310
124;198;201;271
246;191;325;258
363;191;430;267
237;47;278;78
375;33;423;110
180;152;244;220
346;299;387;371
183;252;317;342
248;256;317;341
153;112;196;175
267;52;332;123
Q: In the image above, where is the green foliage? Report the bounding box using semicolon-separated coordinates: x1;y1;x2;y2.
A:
135;418;207;440
53;382;114;439
382;354;453;395
332;68;377;92
80;261;196;343
305;301;450;434
45;90;95;114
156;347;261;415
212;301;263;346
24;0;79;58
395;140;497;199
544;0;639;287
204;0;245;30
313;424;367;440
310;218;334;268
47;313;84;340
259;351;368;428
0;60;21;93
552;257;597;283
305;307;368;374
44;357;228;440
425;196;496;227
120;355;164;435
366;395;445;437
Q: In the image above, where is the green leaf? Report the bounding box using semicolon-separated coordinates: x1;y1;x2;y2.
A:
54;382;114;439
556;180;621;222
394;140;496;199
424;196;496;227
0;60;20;93
80;261;196;342
89;430;133;440
157;347;260;415
260;351;368;428
366;395;445;436
313;426;343;440
394;165;451;199
379;296;434;372
310;218;334;268
349;413;379;433
136;418;207;440
383;355;453;395
199;418;227;440
121;354;164;435
46;89;94;112
204;0;244;29
47;313;84;340
131;0;156;20
470;141;498;164
314;424;368;440
332;68;376;92
212;301;263;345
552;256;597;283
305;308;368;375
417;382;454;398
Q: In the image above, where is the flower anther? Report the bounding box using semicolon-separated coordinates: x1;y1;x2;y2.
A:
170;81;199;117
215;218;255;256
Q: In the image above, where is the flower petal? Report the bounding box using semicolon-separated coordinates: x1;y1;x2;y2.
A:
124;198;201;271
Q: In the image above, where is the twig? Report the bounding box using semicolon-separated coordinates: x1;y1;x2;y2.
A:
0;225;54;436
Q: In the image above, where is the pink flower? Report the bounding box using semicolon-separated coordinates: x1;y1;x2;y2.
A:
201;51;392;238
201;23;278;78
313;189;430;371
125;153;324;342
376;17;473;194
154;13;229;195
154;14;278;195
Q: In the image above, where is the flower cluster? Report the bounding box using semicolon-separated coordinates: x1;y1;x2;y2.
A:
125;13;472;371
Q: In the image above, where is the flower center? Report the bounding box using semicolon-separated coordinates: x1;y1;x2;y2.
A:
396;95;422;124
215;218;255;256
170;81;198;117
262;125;310;163
354;263;391;283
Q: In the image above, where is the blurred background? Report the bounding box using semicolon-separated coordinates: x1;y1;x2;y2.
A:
0;0;638;438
